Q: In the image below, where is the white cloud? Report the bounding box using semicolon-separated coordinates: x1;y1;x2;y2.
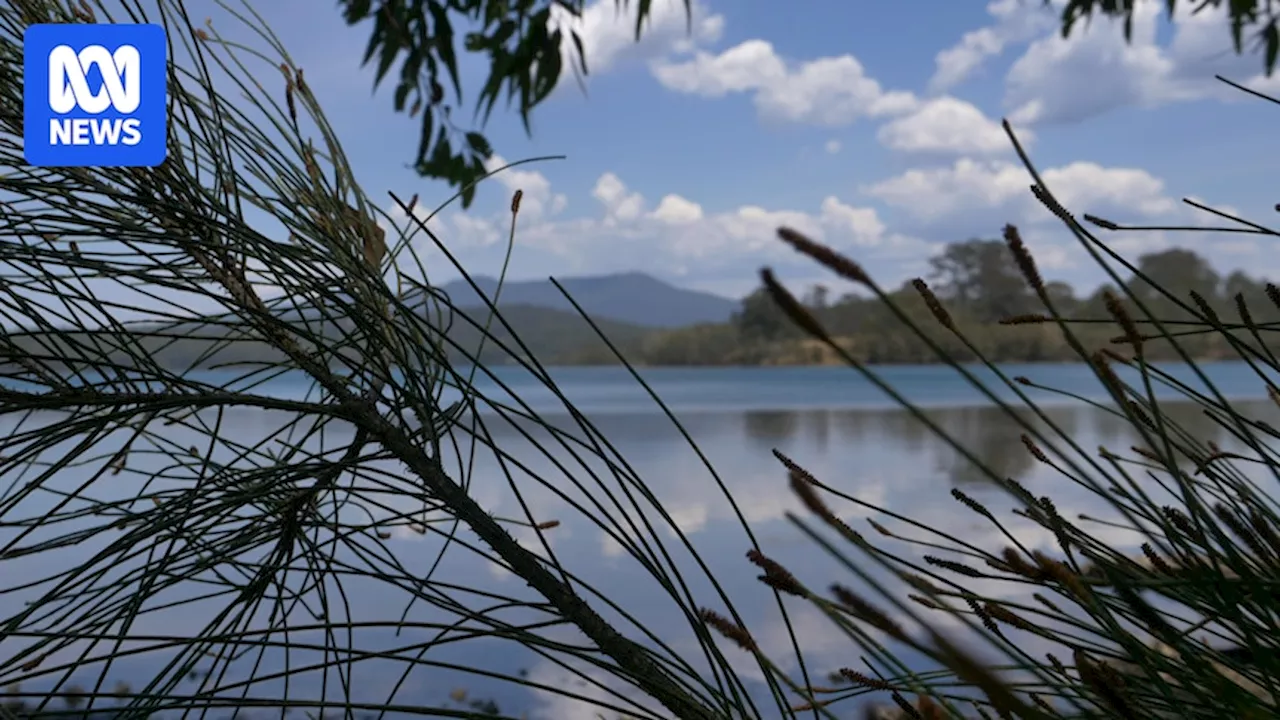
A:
550;0;724;77
824;139;841;155
864;158;1176;226
928;0;1280;126
593;172;645;224
876;96;1024;155
382;155;572;256
856;158;1250;276
652;39;918;126
485;155;568;224
383;163;926;296
929;0;1057;93
819;196;886;244
652;194;704;224
1004;2;1280;126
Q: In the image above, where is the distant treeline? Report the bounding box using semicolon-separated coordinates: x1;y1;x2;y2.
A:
6;239;1275;372
629;239;1280;366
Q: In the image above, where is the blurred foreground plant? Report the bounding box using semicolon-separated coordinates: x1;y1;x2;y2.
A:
731;105;1280;718
0;2;813;718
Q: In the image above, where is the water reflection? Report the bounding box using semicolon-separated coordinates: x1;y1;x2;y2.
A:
725;400;1279;492
742;410;799;443
5;393;1279;719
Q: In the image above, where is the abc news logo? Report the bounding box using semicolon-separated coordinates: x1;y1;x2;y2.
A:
23;23;167;167
48;44;144;147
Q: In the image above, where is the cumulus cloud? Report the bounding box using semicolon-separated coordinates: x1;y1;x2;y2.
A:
824;139;842;155
1004;2;1280;126
928;0;1057;93
876;96;1025;155
927;0;1280;126
652;194;705;224
550;0;724;77
593;172;645;224
856;158;1258;275
382;158;926;294
486;154;569;224
864;158;1176;226
652;39;918;126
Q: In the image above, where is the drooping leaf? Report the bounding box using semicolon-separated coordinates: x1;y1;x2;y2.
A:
569;29;587;76
633;0;651;41
465;132;492;157
427;2;463;103
1264;19;1279;75
338;0;691;206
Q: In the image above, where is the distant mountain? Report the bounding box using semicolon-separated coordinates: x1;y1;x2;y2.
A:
3;273;736;372
442;304;655;364
436;272;739;328
4;302;659;371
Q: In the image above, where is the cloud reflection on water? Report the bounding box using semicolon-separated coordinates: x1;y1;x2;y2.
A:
4;367;1278;718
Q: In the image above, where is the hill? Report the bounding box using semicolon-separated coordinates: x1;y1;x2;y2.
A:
0;302;658;372
437;272;738;328
437;303;656;364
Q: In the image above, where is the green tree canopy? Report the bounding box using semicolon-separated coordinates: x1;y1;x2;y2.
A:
927;238;1037;324
339;0;689;206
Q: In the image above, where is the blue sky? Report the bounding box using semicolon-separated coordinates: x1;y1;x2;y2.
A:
178;0;1280;300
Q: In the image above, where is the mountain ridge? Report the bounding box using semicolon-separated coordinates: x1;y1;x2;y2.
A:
437;272;739;328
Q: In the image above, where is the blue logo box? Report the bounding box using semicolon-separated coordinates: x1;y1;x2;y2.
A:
23;23;167;167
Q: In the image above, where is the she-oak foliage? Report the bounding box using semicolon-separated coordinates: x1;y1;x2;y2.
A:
2;0;1280;719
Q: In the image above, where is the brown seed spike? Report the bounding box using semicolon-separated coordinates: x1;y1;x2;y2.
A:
775;227;870;285
761;269;832;342
912;279;954;331
1002;224;1045;295
1236;293;1256;328
966;596;999;634
1030;184;1074;224
1267;283;1280;311
830;584;905;640
511;189;523;215
1189;290;1219;323
698;608;756;651
1083;214;1120;230
1103;291;1143;356
838;667;890;690
746;549;806;597
1020;433;1050;463
999;313;1051;325
347;206;386;267
20;653;48;672
950;488;992;518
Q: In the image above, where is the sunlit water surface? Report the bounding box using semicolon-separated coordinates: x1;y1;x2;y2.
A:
3;362;1277;718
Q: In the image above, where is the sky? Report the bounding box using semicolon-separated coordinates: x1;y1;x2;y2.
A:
73;0;1280;303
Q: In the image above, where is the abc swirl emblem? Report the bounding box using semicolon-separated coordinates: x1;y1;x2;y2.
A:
23;23;167;167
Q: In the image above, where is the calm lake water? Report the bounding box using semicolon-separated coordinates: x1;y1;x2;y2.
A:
3;361;1278;718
